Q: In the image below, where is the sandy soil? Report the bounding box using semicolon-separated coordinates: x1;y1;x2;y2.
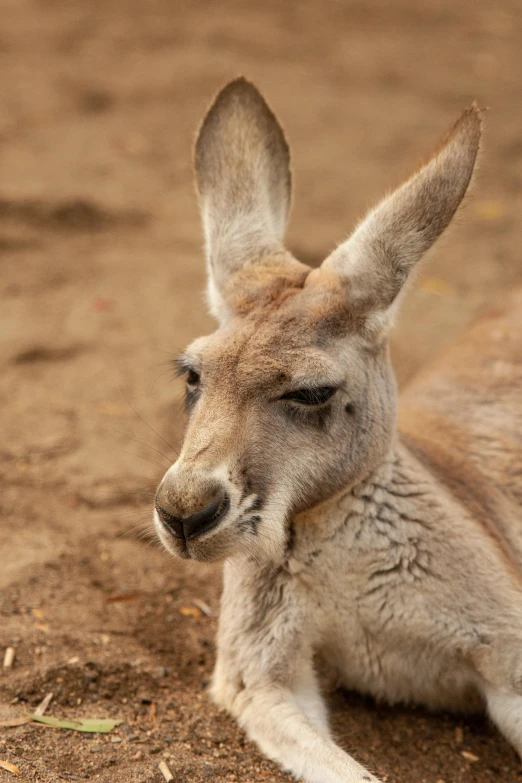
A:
2;1;522;781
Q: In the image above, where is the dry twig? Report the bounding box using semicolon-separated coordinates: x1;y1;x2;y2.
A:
3;648;15;669
34;692;54;717
158;760;173;782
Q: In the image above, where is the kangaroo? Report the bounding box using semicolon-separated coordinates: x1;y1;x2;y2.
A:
153;78;522;783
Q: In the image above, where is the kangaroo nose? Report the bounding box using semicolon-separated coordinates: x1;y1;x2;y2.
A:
156;492;229;541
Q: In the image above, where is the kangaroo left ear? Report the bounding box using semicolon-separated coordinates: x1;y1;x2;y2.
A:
318;104;483;333
195;78;292;322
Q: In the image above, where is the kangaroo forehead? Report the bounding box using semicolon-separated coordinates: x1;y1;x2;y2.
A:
190;312;340;386
222;254;311;314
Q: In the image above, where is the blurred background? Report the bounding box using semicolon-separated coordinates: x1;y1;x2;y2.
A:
1;1;522;781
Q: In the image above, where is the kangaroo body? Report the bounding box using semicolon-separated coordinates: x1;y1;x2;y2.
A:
214;296;522;744
153;80;522;782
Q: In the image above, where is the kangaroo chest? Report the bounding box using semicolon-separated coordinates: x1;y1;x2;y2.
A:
286;526;483;714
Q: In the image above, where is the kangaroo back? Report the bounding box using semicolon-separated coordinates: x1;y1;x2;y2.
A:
399;289;522;563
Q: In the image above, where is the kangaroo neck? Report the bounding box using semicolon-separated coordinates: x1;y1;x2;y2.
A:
285;440;435;565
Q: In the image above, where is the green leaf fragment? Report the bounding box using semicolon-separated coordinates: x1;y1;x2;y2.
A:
29;714;123;733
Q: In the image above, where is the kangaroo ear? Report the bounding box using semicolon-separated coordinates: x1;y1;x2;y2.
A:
319;104;483;333
195;78;292;320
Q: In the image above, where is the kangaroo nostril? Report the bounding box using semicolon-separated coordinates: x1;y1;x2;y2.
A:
155;504;184;540
184;492;230;541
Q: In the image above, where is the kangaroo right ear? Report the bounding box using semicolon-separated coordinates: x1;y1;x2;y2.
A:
195;78;292;321
315;104;482;335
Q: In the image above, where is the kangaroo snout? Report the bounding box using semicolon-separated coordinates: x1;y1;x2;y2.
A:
155;470;229;541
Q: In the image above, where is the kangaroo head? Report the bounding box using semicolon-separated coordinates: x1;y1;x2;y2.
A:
154;78;481;562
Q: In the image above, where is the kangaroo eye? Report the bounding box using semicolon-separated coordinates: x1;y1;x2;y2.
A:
186;369;200;386
280;387;336;406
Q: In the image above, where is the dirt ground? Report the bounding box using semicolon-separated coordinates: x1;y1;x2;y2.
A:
2;1;522;781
